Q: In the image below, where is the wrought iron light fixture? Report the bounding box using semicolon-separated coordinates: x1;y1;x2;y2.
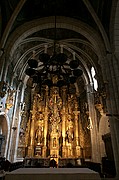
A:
25;50;83;86
25;16;83;91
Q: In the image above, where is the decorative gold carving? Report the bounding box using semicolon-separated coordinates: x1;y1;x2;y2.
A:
22;82;90;160
35;125;43;145
66;116;74;143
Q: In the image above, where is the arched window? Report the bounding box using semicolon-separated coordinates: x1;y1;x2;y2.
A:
91;67;98;91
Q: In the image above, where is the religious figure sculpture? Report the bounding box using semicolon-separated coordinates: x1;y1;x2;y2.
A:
66;115;74;143
66;126;74;143
35;126;43;145
21;78;91;159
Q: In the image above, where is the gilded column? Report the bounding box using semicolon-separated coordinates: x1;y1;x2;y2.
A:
74;110;80;157
28;96;37;157
42;86;49;157
29;114;35;157
62;88;67;157
73;97;80;157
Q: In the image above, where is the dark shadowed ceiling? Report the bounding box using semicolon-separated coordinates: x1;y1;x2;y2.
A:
0;0;114;94
1;0;112;36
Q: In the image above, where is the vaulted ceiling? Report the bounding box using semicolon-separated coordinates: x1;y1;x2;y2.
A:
0;0;116;94
1;0;112;35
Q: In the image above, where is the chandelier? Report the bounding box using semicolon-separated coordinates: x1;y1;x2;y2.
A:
25;49;83;89
25;16;83;91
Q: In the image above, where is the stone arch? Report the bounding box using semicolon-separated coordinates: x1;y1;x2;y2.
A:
3;16;104;89
5;16;106;58
1;16;108;163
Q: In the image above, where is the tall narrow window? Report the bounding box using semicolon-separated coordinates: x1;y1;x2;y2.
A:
91;67;98;91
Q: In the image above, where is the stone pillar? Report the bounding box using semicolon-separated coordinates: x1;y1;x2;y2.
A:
0;53;9;82
0;134;5;155
6;84;20;161
86;84;101;163
0;54;5;80
14;84;26;161
108;116;119;178
101;54;119;178
108;55;119;176
113;118;119;176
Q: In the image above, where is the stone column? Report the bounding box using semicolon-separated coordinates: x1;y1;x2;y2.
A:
0;53;9;82
0;53;5;80
100;54;119;178
108;117;119;178
86;84;101;163
107;54;119;178
6;83;21;161
14;84;26;161
113;117;119;175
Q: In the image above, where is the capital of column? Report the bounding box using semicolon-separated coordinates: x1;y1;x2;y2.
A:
85;83;94;93
32;115;36;120
61;107;67;114
30;109;37;114
73;110;80;116
95;103;104;115
43;111;49;116
45;86;49;96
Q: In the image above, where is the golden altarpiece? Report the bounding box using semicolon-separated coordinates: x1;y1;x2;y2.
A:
17;78;91;165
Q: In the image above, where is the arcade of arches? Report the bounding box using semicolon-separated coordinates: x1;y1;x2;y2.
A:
0;0;119;179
